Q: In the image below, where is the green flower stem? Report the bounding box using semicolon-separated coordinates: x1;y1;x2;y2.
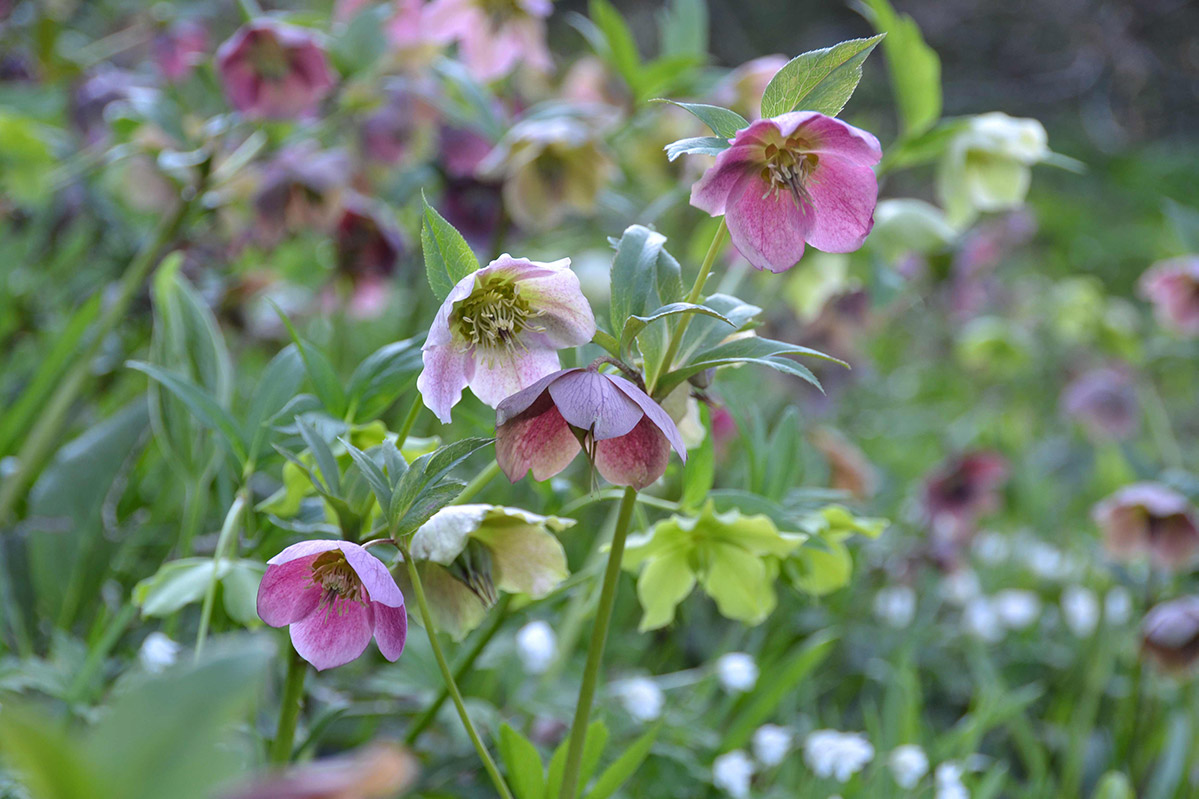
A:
395;396;424;449
402;547;515;799
404;593;512;745
0;189;198;527
194;490;247;660
645;220;728;396
456;460;502;505
557;486;639;799
270;646;309;765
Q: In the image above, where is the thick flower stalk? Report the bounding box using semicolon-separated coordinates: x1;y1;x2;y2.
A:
495;366;687;490
690;111;882;273
417;255;596;422
216;19;335;120
257;540;407;671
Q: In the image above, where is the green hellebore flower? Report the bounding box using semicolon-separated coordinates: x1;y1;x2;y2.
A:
623;502;805;631
869;199;957;263
784;505;887;597
936;113;1049;227
399;505;573;640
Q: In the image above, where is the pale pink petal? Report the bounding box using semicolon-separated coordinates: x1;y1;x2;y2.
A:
343;545;405;608
423;0;479;41
787;112;882;166
267;538;344;566
468;346;562;408
605;374;687;459
372;602;408;661
724;172;812;273
547;370;643;439
496;403;581;482
496;369;575;425
803;153;879;253
518;262;597;347
461;22;521;82
418;344;472;424
427;272;478;348
257;556;322;627
594;418;671;489
689;144;762;216
290;598;375;671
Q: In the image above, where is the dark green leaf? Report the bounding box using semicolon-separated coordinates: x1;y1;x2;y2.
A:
244;345;305;464
681;407;715;510
760;34;885;118
619;302;734;360
346;338;423;422
609;224;668;334
296;415;341;497
658;0;708;58
658;336;841;396
499;723;545;799
661;101;749;139
341;439;393;517
274;308;347;418
422;193;479;302
588;0;640;83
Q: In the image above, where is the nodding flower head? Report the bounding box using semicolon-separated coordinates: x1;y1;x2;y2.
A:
417;255;596;423
1139;256;1199;337
1093;482;1199;571
216;19;335;120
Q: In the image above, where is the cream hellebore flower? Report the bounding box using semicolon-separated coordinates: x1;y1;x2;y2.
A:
623;502;804;630
936;112;1049;227
398;504;572;640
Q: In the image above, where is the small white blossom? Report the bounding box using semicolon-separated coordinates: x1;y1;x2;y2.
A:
935;761;969;799
803;729;874;783
713;750;754;798
992;589;1041;630
873;585;916;628
139;632;180;673
615;676;664;723
1105;586;1132;625
888;744;929;789
515;621;556;675
962;597;1004;642
941;570;981;606
1061;585;1099;637
716;652;759;693
751;724;792;767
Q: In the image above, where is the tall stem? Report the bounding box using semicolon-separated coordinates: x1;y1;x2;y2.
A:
557;487;638;799
403;548;515;799
645;221;728;396
394;396;423;449
456;460;502;505
270;646;308;764
195;490;247;659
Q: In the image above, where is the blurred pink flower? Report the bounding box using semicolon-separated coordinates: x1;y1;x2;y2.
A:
923;452;1008;562
1061;366;1140;440
1139;256;1199;336
223;742;418;799
335;194;405;280
1142;596;1199;671
360;81;439;164
496;367;687;489
691;112;881;273
424;0;552;82
216;19;335;120
254;144;350;242
417;255;596;422
258;540;407;671
711;55;787;120
1093;482;1199;571
438;126;507;246
153;21;208;83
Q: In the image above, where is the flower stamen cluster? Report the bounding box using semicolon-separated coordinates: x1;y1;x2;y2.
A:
310;550;369;613
760;141;817;207
450;274;543;354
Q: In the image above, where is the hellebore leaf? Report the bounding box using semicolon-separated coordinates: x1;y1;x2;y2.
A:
421;193;480;302
656;336;844;397
345;338;422;422
583;722;662;799
635;551;697;631
857;0;941;136
499;723;545;799
661;101;749;139
609;224;668;333
244;344;305;463
760;34;885;118
665;135;731;162
128;361;247;465
619;302;733;361
274;308;347;418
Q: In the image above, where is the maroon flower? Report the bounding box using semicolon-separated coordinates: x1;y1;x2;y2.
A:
1061;367;1140;440
1140;256;1199;336
360;82;439;165
1092;483;1199;571
335;194;405;280
923;452;1008;564
216;19;335;120
1142;596;1199;671
153;21;208;83
254;143;349;242
496;368;687;490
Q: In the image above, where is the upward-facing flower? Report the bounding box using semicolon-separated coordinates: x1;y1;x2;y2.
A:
216;19;335;120
495;367;686;490
690;111;881;274
257;540;407;671
423;0;552;82
1139;256;1199;336
1093;482;1199;571
417;255;596;422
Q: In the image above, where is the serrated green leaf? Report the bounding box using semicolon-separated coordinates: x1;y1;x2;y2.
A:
760;34;884;118
619;302;733;360
664;135;730;162
661;101;748;139
422;193;479;302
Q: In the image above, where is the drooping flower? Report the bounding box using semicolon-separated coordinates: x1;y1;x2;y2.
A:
1139;256;1199;336
922;451;1008;543
153;21;208;83
690;111;882;273
335;194;405;281
495;367;686;490
1061;366;1140;440
257;540;407;671
222;742;418;799
216;19;335;120
1142;596;1199;670
253;143;350;242
1092;482;1199;570
936;112;1049;227
417;255;596;422
479;116;615;231
399;504;572;640
423;0;552;82
436;125;507;246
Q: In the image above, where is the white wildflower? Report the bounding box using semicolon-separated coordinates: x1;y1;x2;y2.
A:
941;570;981;605
1105;586;1132;625
888;744;929;789
713;750;754;798
751;724;792;767
138;632;180;673
716;652;759;693
803;729;874;783
873;585;917;628
1061;585;1099;637
515;620;556;675
962;597;1004;642
615;676;664;723
992;589;1041;630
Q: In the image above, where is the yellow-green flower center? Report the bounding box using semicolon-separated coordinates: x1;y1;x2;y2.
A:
450;273;540;352
310;550;368;610
760;139;818;206
250;34;293;82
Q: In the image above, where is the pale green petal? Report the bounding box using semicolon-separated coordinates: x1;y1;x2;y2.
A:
965;152;1031;211
788;539;853;597
636;551;696;632
409;504;491;565
699;544;777;625
473;520;568;598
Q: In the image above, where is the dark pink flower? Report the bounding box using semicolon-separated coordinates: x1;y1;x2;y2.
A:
154;21;208;83
254;144;350;241
923;451;1008;533
690;111;881;273
424;0;552;82
495;368;687;489
1061;367;1140;440
1142;596;1199;671
216;19;335;120
257;540;407;671
335;194;405;280
1093;483;1199;571
1139;256;1199;336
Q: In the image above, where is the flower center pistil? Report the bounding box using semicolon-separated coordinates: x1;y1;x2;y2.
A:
760;140;818;207
310;550;368;612
450;274;541;353
250;34;293;82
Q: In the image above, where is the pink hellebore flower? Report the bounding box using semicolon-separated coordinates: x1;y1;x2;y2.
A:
1093;482;1199;571
424;0;553;83
1061;366;1140;440
216;19;335;120
418;255;596;422
257;540;407;671
711;55;788;120
153;21;208;83
691;111;881;274
1139;256;1199;336
495;367;687;490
